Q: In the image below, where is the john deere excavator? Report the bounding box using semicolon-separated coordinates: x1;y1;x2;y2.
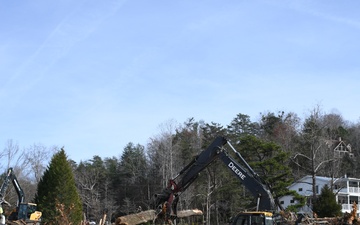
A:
153;136;279;225
0;168;42;225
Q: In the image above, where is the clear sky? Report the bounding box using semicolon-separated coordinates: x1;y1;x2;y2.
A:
1;0;359;163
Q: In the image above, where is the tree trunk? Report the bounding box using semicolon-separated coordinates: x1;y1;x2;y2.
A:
115;209;203;225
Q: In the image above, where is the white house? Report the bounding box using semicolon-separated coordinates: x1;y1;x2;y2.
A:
334;176;360;214
279;175;332;213
279;175;360;215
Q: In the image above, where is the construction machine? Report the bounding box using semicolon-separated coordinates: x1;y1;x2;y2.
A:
0;168;42;225
153;136;278;225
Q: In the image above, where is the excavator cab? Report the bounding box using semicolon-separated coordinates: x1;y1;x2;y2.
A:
17;203;42;221
8;203;42;223
231;211;274;225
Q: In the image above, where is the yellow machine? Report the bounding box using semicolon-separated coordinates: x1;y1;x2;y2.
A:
9;202;42;223
231;211;274;225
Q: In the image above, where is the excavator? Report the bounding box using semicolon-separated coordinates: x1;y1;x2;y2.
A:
153;136;278;225
0;168;42;225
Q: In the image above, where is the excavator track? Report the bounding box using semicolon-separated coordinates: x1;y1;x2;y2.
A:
6;221;39;225
6;220;26;225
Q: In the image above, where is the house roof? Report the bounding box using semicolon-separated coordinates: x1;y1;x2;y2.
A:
289;175;360;189
288;175;332;189
325;137;352;152
334;176;360;183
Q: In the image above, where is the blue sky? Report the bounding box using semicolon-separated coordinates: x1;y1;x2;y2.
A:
1;0;359;163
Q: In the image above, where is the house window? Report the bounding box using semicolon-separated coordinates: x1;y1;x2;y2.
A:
316;185;319;194
290;199;295;203
350;181;358;187
338;196;347;204
350;196;358;204
280;201;284;204
298;188;303;192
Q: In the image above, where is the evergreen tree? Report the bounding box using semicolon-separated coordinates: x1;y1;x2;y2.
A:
118;143;148;214
35;148;83;225
227;113;259;138
237;135;298;210
313;185;342;218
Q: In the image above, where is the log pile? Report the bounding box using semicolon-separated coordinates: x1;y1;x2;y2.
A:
114;209;203;225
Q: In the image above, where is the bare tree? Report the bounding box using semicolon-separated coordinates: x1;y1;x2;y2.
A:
24;143;56;182
0;141;56;207
102;178;118;222
292;106;335;201
76;164;102;220
0;140;28;172
147;119;180;188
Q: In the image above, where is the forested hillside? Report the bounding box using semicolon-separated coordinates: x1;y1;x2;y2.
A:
1;107;360;224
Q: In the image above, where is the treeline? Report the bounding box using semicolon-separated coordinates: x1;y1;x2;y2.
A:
1;107;360;224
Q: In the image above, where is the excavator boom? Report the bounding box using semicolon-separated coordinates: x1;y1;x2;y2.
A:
0;168;25;206
153;136;276;224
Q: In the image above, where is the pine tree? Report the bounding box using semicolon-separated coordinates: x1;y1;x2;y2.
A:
235;135;297;209
35;148;83;224
313;184;342;218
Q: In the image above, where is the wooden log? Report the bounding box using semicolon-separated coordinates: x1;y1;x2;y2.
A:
115;209;203;225
115;210;156;225
177;209;203;218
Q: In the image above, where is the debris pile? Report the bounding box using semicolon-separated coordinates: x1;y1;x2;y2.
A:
111;202;360;225
292;202;360;225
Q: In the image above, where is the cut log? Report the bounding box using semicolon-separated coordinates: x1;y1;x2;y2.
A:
177;209;203;218
115;209;203;225
115;210;155;225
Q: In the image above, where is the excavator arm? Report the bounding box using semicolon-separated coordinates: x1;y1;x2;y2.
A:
218;148;275;211
153;136;275;222
0;168;25;207
153;137;227;221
